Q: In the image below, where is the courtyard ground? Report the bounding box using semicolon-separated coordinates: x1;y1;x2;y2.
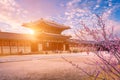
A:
0;52;98;80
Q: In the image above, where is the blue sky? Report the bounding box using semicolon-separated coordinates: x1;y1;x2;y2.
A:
0;0;120;35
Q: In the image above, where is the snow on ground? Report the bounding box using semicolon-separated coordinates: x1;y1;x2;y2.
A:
0;52;108;80
0;52;96;63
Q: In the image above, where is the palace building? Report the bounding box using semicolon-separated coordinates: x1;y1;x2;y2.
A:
0;19;71;55
23;19;71;52
0;32;34;55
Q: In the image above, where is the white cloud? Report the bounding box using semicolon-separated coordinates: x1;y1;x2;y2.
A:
0;0;28;24
66;0;81;9
0;0;29;33
105;20;120;36
60;0;120;38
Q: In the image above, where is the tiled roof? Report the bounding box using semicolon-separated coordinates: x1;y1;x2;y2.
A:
43;19;70;29
0;32;36;40
69;39;96;44
41;32;70;38
23;19;70;30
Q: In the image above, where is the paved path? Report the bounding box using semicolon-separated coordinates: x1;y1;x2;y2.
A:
0;52;96;63
0;52;97;80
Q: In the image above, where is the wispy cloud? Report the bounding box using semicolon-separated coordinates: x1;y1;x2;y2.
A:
64;0;120;37
0;0;30;33
0;0;120;36
0;0;28;23
47;0;120;38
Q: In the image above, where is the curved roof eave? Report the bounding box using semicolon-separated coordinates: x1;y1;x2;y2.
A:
22;19;71;30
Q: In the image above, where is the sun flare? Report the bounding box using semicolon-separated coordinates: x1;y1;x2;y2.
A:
29;29;34;34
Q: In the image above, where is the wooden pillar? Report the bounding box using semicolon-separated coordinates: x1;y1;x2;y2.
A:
9;40;11;54
17;40;19;54
24;41;25;53
0;40;3;54
63;44;66;51
31;41;38;52
56;42;58;51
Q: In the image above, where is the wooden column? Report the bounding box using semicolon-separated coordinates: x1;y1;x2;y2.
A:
17;40;19;54
24;41;26;53
0;40;3;54
9;40;11;54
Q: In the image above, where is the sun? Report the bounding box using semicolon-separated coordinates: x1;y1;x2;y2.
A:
29;29;34;34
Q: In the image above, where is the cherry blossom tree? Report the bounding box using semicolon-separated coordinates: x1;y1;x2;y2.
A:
76;14;120;79
58;0;120;79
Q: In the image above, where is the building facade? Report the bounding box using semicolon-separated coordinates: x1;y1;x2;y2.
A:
0;32;33;55
0;19;71;55
23;19;71;52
